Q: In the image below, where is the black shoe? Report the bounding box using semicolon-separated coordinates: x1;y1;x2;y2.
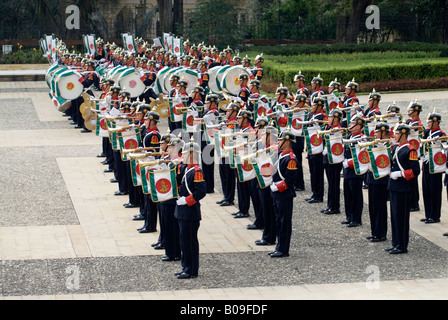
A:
348;222;362;228
232;211;241;216
162;255;179;262
443;232;448;237
153;244;165;250
100;160;109;165
270;251;289;258
255;239;274;246
124;203;138;208
247;224;262;230
305;197;314;202
114;191;128;196
389;248;408;254
371;236;387;243
80;129;92;133
151;242;161;247
366;236;374;240
69;121;77;125
294;186;305;191
97;153;106;158
110;178;118;182
362;184;368;189
420;218;428;222
220;200;234;207
207;190;215;194
425;218;440;224
216;199;226;205
104;169;114;173
341;220;351;225
234;212;249;219
308;198;323;204
325;209;340;215
320;208;330;213
384;246;395;252
74;125;83;129
133;214;145;221
138;228;156;233
410;206;420;212
177;272;194;279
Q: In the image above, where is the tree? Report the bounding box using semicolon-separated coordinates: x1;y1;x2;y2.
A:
331;0;372;43
182;0;243;48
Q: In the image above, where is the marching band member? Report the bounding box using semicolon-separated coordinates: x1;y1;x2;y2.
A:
406;100;424;212
216;103;239;207
197;60;209;91
255;122;278;245
342;116;368;227
237;73;251;109
321;109;345;215
387;123;420;254
175;138;207;279
421;111;446;224
290;93;308;192
304;95;327;204
252;54;264;81
138;110;161;234
269;130;298;258
294;72;310;98
365;122;391;243
310;74;324;102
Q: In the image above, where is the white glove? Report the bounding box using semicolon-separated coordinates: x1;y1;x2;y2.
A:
322;148;327;156
177;196;187;206
423;154;429;163
343;159;349;169
390;171;403;180
445;169;448;175
270;184;279;192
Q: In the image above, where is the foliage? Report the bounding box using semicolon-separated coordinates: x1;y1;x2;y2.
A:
0;48;48;64
182;0;243;49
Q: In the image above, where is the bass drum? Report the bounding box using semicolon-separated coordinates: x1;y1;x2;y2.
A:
208;66;223;93
163;66;184;94
46;64;66;88
215;65;231;93
173;68;198;94
56;70;84;100
220;66;251;96
153;66;170;95
118;68;146;98
108;66;129;84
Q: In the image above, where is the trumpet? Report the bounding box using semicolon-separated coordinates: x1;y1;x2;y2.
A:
336;104;364;112
220;131;256;138
240;145;277;161
138;159;175;168
223;140;257;151
122;147;156;154
419;136;448;144
317;127;348;135
374;113;402;120
107;124;137;133
342;137;372;145
358;139;391;149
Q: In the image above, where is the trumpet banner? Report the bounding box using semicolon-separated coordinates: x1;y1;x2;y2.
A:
236;155;256;182
130;159;142;186
364;121;376;138
428;145;447;174
148;167;178;202
118;127;142;161
290;110;308;136
182;111;202;133
368;145;392;179
204;125;216;145
350;144;370;175
83;34;96;57
324;133;345;164
304;126;323;155
214;130;230;158
252;153;276;188
169;96;185;123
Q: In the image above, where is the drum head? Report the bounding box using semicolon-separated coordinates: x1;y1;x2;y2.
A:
215;65;231;92
153;66;170;95
57;100;72;112
119;69;146;98
46;65;65;88
175;68;198;94
208;66;223;93
163;67;184;94
221;66;250;96
57;72;84;100
110;66;128;84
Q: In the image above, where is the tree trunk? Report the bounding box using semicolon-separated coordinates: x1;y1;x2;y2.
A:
173;0;183;34
335;0;372;43
157;0;173;35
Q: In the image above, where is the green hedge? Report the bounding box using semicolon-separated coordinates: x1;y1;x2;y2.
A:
263;59;448;87
241;42;448;57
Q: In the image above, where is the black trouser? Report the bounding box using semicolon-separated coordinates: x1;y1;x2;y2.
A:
143;194;158;231
201;143;215;193
105;139;114;170
250;179;263;227
259;187;275;244
409;176;420;209
159;202;180;259
325;162;342;211
273;196;293;254
422;169;442;221
113;150;125;192
390;191;410;251
292;137;305;190
368;183;388;238
308;153;324;201
178;219;200;277
343;177;364;224
219;159;235;203
236;178;261;217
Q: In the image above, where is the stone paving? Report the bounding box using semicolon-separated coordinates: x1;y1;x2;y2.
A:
1;79;448;302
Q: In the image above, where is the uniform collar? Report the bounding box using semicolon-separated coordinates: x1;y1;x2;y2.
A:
281;148;292;156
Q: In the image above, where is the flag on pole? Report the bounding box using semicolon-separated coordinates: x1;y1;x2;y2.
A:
122;33;136;53
153;37;163;49
173;37;182;57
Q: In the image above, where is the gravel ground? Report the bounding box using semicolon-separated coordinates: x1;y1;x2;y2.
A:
1;92;448;297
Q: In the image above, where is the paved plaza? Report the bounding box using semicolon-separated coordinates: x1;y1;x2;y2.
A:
1;72;448;301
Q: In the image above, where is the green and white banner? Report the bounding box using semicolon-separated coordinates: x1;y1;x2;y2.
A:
368;144;392;179
350;144;370;175
304;125;323;155
428;145;447;174
324;132;345;164
118;127;142;161
252;153;276;188
148;166;178;202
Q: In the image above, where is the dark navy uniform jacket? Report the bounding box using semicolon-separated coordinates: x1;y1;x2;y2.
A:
143;126;161;150
271;150;298;199
389;143;420;192
175;164;207;221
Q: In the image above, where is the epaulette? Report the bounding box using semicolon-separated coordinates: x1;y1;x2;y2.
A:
194;166;204;182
